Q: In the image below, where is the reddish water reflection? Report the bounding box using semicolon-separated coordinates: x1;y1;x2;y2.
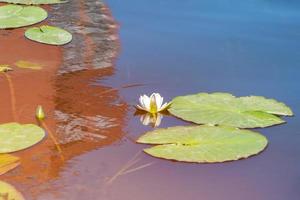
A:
0;1;127;199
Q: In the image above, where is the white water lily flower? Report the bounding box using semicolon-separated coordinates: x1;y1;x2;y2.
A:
137;93;170;113
140;113;163;127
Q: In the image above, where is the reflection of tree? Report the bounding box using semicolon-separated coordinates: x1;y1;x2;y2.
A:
0;0;123;198
54;68;128;155
2;68;128;199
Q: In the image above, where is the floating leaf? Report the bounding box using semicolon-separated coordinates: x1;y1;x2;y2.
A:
25;25;72;45
0;5;47;29
0;65;13;73
0;123;45;153
0;181;25;200
15;60;42;70
169;93;293;128
137;125;268;163
0;0;67;5
0;154;20;175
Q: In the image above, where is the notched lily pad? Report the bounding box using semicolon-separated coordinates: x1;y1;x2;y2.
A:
0;123;45;153
25;25;72;45
15;60;42;70
0;0;67;5
0;154;20;175
137;125;268;163
0;181;25;200
169;93;293;128
0;5;47;29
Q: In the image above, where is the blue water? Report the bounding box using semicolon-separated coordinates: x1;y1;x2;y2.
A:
101;0;300;199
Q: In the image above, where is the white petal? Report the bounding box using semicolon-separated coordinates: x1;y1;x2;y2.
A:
141;114;151;125
154;113;163;127
154;93;163;109
158;102;171;111
136;105;148;112
142;95;151;111
139;95;146;109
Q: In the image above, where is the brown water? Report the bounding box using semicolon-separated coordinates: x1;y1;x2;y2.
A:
1;0;300;199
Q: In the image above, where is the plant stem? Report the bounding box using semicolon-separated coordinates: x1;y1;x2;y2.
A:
40;120;65;162
3;73;18;122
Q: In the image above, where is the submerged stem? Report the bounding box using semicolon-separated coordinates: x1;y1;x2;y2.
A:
40;121;65;162
106;151;155;185
3;73;18;122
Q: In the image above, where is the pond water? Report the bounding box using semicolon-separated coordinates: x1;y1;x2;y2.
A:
0;0;300;199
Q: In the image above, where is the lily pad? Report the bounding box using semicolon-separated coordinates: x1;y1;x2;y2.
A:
0;123;45;153
0;154;20;175
0;5;47;29
15;60;42;70
169;93;293;128
0;181;25;200
137;125;268;163
25;25;72;45
0;0;67;5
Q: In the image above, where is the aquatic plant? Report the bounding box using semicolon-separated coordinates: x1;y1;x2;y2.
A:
138;125;268;163
0;123;45;153
137;92;293;163
0;181;25;200
0;154;20;176
169;92;293;128
0;65;13;72
36;105;45;120
0;0;67;5
15;60;43;70
0;4;47;29
25;25;73;45
136;93;170;114
140;113;163;127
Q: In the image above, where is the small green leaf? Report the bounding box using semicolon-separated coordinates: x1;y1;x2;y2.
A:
25;25;72;45
0;123;45;153
0;5;47;29
15;60;42;70
137;125;268;163
169;93;293;128
0;154;20;175
0;181;25;200
0;0;67;5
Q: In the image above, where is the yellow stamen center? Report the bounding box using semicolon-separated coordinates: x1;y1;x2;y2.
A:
149;97;158;113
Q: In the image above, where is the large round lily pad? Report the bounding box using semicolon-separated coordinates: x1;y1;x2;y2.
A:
169;93;293;128
0;154;20;175
0;5;47;29
0;0;67;5
0;123;45;153
137;125;268;163
0;181;25;200
25;25;72;45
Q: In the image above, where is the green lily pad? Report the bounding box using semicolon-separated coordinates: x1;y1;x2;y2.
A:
0;123;45;153
0;0;67;5
0;5;47;29
137;125;268;163
0;181;25;200
169;93;293;128
25;25;72;45
0;154;20;175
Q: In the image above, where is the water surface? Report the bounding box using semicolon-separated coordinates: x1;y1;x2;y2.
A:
1;0;300;200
